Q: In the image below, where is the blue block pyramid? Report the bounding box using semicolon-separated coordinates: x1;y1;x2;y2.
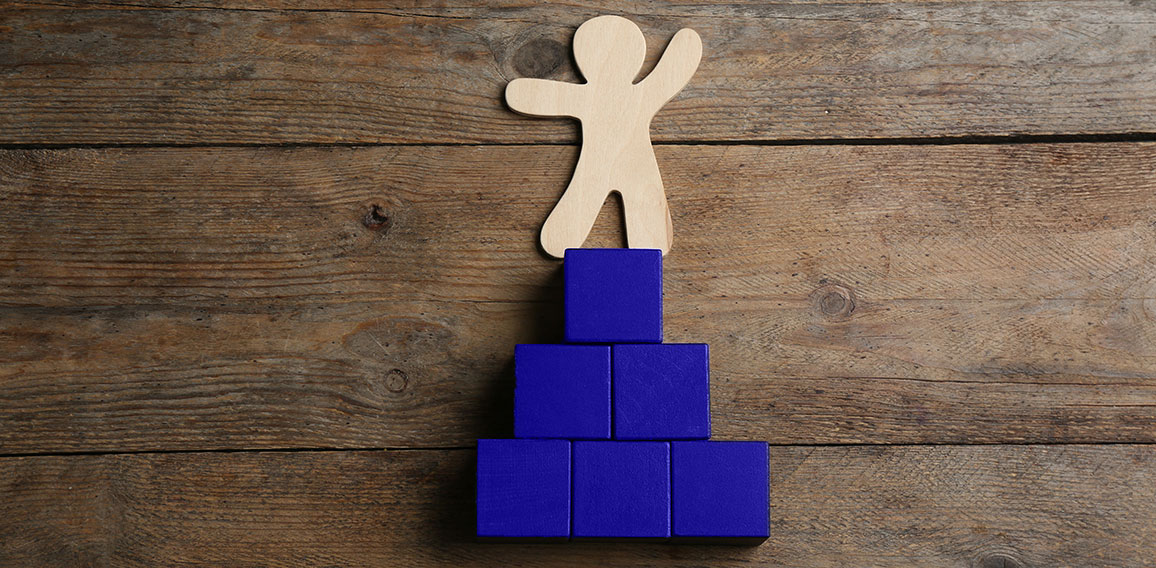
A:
477;249;769;543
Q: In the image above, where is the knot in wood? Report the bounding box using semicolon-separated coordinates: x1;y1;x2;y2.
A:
811;283;855;318
977;552;1026;568
512;38;567;78
362;204;391;234
385;368;409;393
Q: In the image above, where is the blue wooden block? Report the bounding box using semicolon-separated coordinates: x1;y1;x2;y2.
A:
564;248;662;343
671;441;769;543
514;344;611;439
613;343;710;440
476;439;571;540
572;441;670;538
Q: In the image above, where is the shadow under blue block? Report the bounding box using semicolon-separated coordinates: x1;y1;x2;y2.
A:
572;441;670;539
613;343;710;440
514;344;611;440
564;248;662;343
476;439;571;540
671;441;769;544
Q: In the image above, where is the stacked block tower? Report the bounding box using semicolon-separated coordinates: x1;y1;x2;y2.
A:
477;249;770;543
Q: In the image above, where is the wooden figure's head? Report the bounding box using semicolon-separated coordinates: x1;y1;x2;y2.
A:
573;15;647;84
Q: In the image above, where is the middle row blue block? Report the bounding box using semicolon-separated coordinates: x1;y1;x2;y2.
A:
515;344;611;439
614;343;710;440
515;343;709;440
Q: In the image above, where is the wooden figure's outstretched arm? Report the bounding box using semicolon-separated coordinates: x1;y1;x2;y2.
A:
638;28;702;109
505;78;585;118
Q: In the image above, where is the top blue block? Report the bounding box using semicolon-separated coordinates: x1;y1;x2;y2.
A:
564;249;663;343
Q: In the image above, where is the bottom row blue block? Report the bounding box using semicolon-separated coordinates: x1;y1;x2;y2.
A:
573;441;670;538
477;439;769;542
476;439;571;540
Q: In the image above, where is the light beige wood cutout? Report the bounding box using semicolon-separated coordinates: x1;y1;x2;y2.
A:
506;15;702;258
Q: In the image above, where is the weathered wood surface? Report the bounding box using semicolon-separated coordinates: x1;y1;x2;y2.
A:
3;1;1153;565
2;143;1155;452
4;300;1156;452
3;445;1153;567
5;143;1156;306
3;1;1156;145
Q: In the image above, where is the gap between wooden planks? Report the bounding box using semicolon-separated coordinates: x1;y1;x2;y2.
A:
2;445;1154;567
2;1;1156;144
1;142;1154;453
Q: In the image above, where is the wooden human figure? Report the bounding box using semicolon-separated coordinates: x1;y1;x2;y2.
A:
506;15;702;258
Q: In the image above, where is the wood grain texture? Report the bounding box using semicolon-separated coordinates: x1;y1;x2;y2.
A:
3;1;1156;144
3;1;1152;564
3;446;1154;567
3;299;1156;452
3;143;1156;452
4;143;1156;307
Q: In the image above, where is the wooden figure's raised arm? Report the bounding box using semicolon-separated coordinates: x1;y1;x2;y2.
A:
505;78;585;118
638;28;702;109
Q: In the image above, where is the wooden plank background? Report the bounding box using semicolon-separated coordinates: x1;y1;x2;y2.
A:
3;143;1156;453
4;1;1156;144
3;446;1155;567
2;1;1155;566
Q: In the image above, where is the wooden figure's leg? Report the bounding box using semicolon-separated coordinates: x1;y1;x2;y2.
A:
540;164;609;258
619;158;674;255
